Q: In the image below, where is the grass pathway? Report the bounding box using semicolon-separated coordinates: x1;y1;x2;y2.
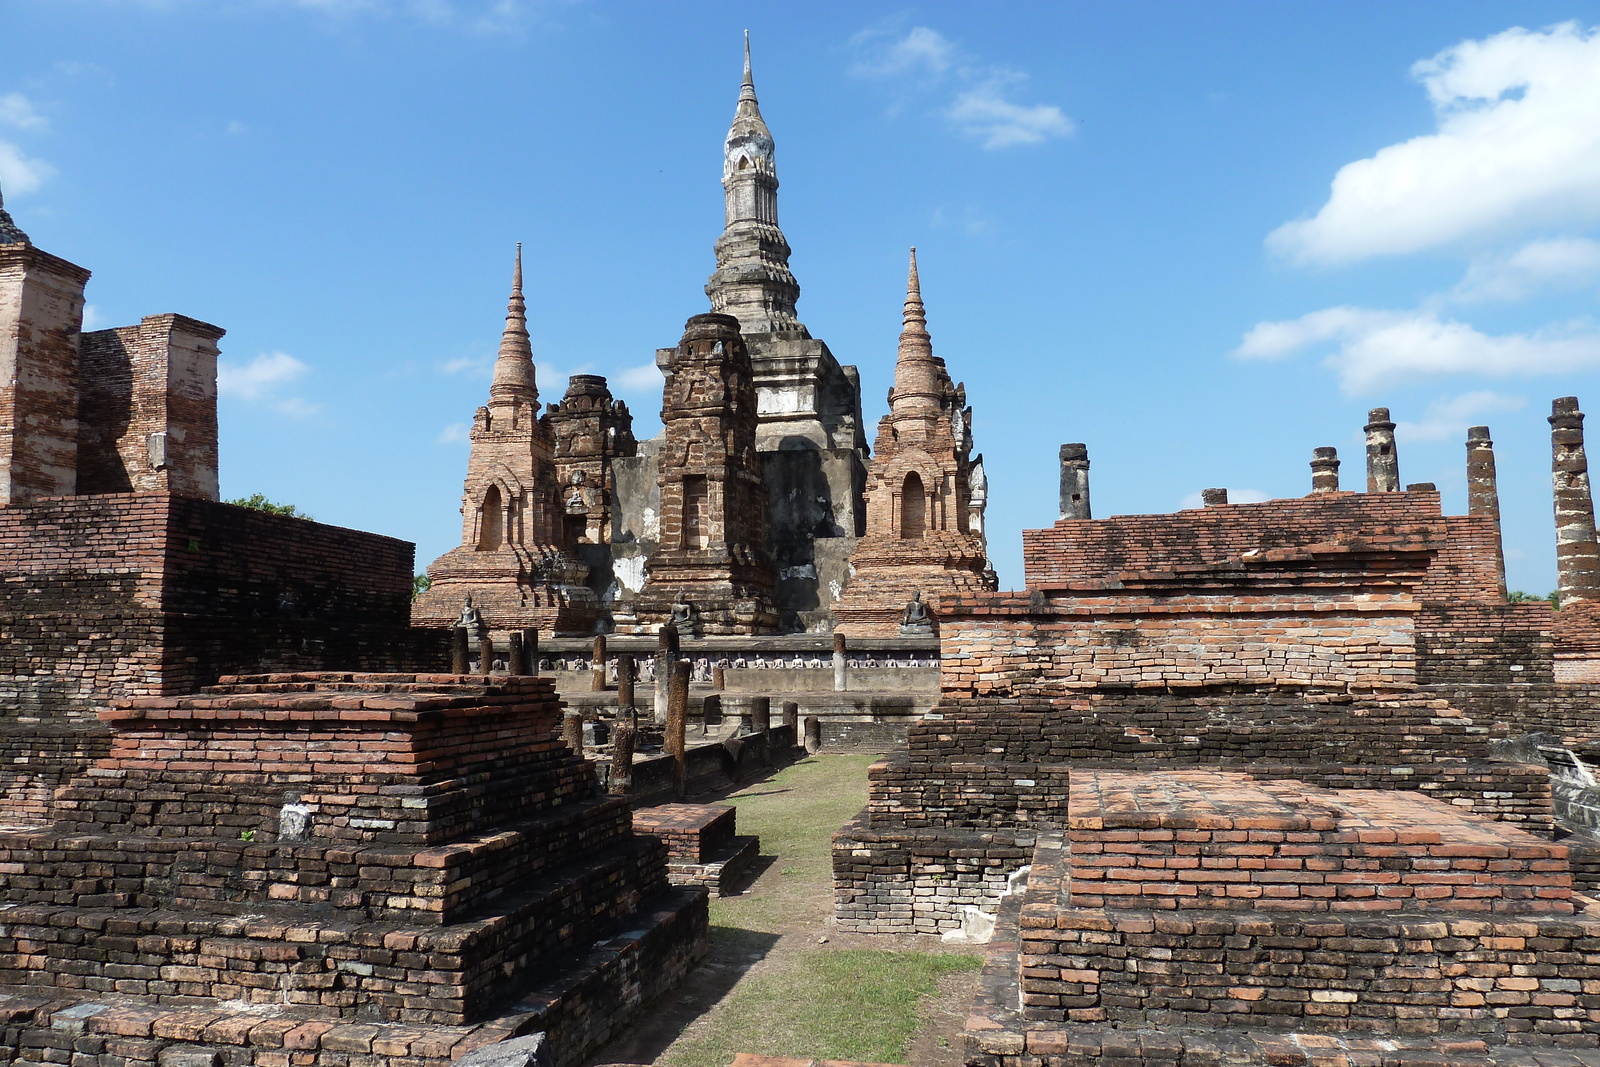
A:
589;752;980;1067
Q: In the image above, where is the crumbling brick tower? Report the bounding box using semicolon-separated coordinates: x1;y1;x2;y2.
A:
546;373;636;547
414;246;598;636
834;249;994;636
634;312;778;633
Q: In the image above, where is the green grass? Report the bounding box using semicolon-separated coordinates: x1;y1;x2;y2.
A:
710;752;881;931
663;949;981;1066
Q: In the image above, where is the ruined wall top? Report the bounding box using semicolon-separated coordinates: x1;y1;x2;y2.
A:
0;181;28;246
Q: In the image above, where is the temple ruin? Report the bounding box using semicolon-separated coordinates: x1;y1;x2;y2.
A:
416;36;976;640
8;30;1600;1067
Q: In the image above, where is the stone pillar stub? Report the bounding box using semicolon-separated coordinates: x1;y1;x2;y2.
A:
1059;443;1091;520
1310;447;1340;494
616;654;636;709
1365;408;1400;493
667;661;689;799
1550;397;1600;607
609;720;635;795
1201;488;1228;507
1466;423;1505;601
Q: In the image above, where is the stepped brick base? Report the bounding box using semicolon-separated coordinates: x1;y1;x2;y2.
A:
0;672;707;1067
633;803;760;896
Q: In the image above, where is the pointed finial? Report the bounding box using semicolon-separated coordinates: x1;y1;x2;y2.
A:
513;242;523;294
740;30;757;103
902;247;926;329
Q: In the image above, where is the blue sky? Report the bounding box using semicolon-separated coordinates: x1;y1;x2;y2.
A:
5;2;1600;594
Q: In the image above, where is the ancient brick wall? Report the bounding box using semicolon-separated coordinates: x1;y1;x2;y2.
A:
77;315;223;499
939;593;1419;697
0;493;439;725
0;245;90;505
1420;513;1506;601
1426;682;1600;741
1417;602;1554;685
1066;770;1571;914
1020;491;1447;591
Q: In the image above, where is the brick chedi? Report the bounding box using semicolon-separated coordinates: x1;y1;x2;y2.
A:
414;246;598;636
0;671;706;1067
700;34;869;630
546;373;636;547
834;250;994;637
633;313;777;634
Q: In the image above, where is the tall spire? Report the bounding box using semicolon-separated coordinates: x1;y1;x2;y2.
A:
892;248;943;420
741;29;756;104
490;242;538;404
0;178;29;246
903;247;926;330
706;31;802;335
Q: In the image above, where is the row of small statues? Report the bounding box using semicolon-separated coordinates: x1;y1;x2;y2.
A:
538;652;939;677
456;590;932;638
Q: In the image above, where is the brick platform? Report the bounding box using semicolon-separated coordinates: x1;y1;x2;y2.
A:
1001;771;1600;1044
0;672;707;1067
633;802;760;896
1068;769;1572;914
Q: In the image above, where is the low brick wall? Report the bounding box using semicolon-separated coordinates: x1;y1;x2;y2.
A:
1018;830;1600;1041
633;803;737;863
833;815;1034;935
1066;770;1571;915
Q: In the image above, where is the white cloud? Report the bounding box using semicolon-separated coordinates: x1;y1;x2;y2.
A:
274;0;529;33
1180;488;1270;509
615;363;661;392
437;422;470;444
949;75;1074;150
219;351;308;400
0;94;46;131
1269;22;1600;264
0;141;55;196
1395;390;1526;442
849;24;955;78
81;305;101;330
439;354;491;377
1233;305;1600;393
847;24;1072;151
218;350;319;416
1450;237;1600;303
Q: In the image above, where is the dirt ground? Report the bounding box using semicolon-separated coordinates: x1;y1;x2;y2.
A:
586;752;982;1067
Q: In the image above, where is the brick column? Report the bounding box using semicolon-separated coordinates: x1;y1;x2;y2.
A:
1310;447;1340;494
1550;397;1600;607
592;635;608;692
1466;425;1507;598
667;660;689;799
1059;443;1091;520
1365;408;1400;492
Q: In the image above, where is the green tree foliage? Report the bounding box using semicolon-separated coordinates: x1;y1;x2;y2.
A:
226;493;311;520
1508;590;1562;608
413;574;433;599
